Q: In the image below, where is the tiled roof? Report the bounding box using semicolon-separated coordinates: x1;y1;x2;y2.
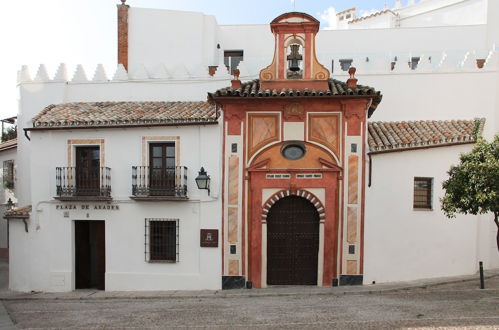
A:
348;9;396;24
336;7;356;15
4;205;31;218
31;102;218;129
209;79;382;117
0;138;17;152
368;119;484;153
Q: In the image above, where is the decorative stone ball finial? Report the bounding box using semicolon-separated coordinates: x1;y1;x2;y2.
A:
347;67;358;89
232;69;240;81
120;0;127;4
231;69;241;89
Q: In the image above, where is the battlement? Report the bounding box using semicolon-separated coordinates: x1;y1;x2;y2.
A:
17;49;498;85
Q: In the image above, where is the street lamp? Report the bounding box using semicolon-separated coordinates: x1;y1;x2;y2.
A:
195;167;210;195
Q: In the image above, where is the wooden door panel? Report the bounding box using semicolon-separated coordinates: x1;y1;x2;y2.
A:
75;221;105;290
267;196;319;285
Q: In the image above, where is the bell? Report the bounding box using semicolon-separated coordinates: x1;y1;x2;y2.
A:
287;44;302;72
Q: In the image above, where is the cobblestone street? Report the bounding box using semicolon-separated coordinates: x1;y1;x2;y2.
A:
3;276;499;329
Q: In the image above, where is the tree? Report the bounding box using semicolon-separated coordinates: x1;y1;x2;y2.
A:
1;125;17;142
441;134;499;253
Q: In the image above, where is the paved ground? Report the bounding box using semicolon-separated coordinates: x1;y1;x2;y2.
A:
0;260;498;329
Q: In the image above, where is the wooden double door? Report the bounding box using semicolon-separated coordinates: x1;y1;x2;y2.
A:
267;196;320;285
75;221;105;290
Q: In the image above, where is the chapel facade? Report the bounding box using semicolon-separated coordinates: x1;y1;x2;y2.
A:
211;12;381;288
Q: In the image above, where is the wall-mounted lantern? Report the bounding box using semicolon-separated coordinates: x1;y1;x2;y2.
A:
6;198;14;210
195;167;210;195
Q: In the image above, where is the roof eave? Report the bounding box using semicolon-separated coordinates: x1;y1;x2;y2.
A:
25;120;219;132
368;141;476;155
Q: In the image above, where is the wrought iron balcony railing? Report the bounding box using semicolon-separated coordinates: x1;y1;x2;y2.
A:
56;167;111;199
132;166;187;198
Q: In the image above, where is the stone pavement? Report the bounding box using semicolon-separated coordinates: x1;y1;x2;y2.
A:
0;259;498;329
4;276;499;329
0;260;15;330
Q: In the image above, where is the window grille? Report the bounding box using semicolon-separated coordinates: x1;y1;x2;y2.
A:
3;160;14;189
144;218;179;262
413;177;433;209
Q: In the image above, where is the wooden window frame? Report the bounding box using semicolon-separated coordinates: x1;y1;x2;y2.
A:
149;142;175;170
413;177;433;210
3;160;14;189
144;218;179;263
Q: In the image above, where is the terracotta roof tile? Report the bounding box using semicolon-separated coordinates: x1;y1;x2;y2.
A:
0;138;17;152
368;119;484;153
210;79;382;117
4;205;31;218
348;9;396;24
32;102;218;129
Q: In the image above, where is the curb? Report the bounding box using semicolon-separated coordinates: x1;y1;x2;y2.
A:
1;272;498;302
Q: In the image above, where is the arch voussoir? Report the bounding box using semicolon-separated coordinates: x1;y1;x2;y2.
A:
261;189;326;221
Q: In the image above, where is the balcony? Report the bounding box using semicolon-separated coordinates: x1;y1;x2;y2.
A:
131;166;188;201
55;167;111;201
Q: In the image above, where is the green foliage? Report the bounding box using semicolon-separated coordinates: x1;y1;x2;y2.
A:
1;126;17;142
441;134;499;220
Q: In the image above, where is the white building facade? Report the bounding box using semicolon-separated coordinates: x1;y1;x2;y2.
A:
6;0;499;291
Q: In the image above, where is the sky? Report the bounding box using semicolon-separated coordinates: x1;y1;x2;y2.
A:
0;0;392;119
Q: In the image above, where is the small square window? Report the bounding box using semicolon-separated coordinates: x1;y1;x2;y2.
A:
224;50;244;75
339;59;353;71
351;143;357;153
145;218;179;262
413;177;433;209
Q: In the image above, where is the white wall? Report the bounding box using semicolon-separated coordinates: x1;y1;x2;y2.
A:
364;145;499;284
219;25;274;75
398;0;487;28
127;6;490;74
12;123;222;292
0;148;17;250
317;25;488;61
357;71;498;139
128;8;219;75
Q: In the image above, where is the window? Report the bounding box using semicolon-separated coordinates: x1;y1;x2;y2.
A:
75;146;100;196
3;160;14;189
413;177;433;209
149;143;176;196
410;57;420;70
145;218;179;262
281;142;306;160
339;59;353;71
224;50;244;75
